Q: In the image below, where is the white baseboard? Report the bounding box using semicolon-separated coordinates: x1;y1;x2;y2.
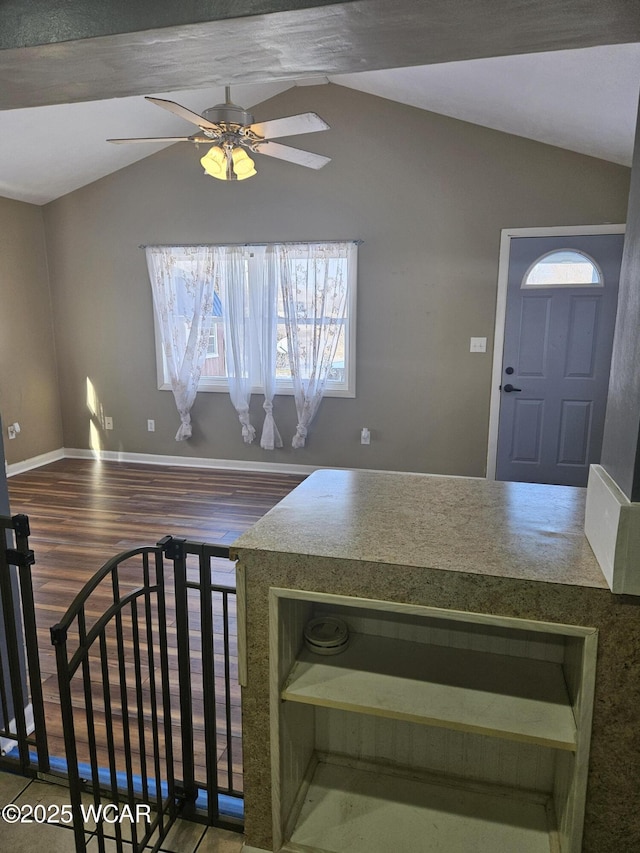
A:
0;702;35;756
8;446;484;481
6;445;317;477
63;447;319;476
6;448;65;478
585;464;640;595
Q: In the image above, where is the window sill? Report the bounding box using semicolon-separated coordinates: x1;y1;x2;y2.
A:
157;381;356;399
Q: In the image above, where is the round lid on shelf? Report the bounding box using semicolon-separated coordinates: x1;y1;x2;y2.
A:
304;616;350;655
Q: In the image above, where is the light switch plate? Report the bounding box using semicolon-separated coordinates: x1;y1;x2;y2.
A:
470;337;487;353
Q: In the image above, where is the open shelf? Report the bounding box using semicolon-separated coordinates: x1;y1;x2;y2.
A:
286;756;556;853
272;590;597;853
282;631;576;750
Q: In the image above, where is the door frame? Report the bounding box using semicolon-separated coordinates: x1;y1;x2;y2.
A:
486;223;626;480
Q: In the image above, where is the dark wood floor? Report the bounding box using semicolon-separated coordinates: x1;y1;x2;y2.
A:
7;458;305;794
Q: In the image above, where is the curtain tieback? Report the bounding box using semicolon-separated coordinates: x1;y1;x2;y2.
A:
292;423;308;449
238;408;256;444
175;412;192;441
260;399;282;450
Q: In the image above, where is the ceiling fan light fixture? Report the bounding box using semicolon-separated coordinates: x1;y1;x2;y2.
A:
200;145;226;178
200;143;257;181
231;147;257;180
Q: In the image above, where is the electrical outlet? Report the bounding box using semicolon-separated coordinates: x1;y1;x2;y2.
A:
147;419;155;432
7;425;16;440
104;416;113;430
361;427;371;445
470;337;487;353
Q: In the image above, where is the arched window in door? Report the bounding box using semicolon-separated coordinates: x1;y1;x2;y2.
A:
522;250;603;287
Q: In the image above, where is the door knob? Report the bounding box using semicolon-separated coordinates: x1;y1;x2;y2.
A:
503;383;522;393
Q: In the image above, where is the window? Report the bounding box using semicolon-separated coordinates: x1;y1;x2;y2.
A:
275;249;351;387
203;291;224;373
153;242;357;397
522;250;603;288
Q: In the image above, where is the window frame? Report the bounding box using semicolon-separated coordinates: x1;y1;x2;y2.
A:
521;248;604;289
153;242;358;398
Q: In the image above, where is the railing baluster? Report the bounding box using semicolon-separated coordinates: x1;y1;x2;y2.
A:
50;619;86;852
0;623;10;738
222;589;234;792
143;550;167;842
160;537;196;817
154;546;177;831
199;546;219;824
12;514;49;772
100;628;124;849
131;595;149;804
79;608;103;843
114;589;137;848
0;520;29;770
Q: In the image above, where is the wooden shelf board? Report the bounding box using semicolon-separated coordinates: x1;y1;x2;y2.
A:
286;758;554;853
282;632;576;750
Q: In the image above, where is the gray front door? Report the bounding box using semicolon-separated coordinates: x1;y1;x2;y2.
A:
496;233;623;486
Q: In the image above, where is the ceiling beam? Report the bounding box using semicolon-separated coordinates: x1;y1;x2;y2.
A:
2;0;640;110
0;1;351;50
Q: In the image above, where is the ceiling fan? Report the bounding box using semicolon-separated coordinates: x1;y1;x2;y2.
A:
107;87;331;181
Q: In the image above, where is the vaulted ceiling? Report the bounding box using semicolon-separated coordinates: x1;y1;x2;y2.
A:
1;1;639;204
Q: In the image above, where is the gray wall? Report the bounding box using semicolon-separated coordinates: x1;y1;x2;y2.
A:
43;84;630;476
601;90;640;501
0;196;63;466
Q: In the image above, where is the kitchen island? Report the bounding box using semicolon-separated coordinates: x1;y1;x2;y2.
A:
232;469;640;853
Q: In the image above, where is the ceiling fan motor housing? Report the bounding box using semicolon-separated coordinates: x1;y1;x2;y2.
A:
202;102;255;128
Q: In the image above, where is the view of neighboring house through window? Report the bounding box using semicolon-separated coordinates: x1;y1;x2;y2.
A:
202;291;224;377
275;250;350;387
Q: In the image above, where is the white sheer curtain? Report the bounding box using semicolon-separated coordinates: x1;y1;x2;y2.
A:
249;246;283;449
278;242;354;448
218;246;256;444
146;246;216;441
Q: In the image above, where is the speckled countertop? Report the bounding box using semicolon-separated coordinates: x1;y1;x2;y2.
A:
232;469;608;589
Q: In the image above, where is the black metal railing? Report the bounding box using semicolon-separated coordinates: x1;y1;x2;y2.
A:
51;536;242;853
171;538;241;808
0;514;48;775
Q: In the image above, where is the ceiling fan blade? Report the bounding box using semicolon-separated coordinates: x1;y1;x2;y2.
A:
257;141;331;169
107;136;194;144
145;96;220;130
248;112;329;140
